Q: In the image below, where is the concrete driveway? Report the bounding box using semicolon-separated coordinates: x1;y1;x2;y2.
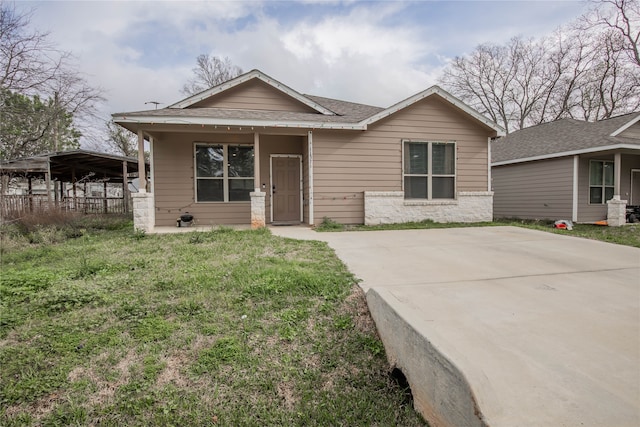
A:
271;226;640;427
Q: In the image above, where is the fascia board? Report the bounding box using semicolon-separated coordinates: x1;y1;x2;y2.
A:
610;114;640;136
112;115;366;130
492;144;640;166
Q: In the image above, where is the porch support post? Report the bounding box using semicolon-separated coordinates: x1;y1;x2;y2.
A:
608;153;627;226
249;132;265;229
103;179;108;213
613;152;622;199
572;155;579;223
307;130;314;226
137;129;146;193
254;132;260;190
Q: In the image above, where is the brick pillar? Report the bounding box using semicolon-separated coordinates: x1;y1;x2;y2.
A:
250;191;266;229
132;192;155;233
606;197;627;227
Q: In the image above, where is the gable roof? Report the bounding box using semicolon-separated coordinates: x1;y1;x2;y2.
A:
169;69;336;115
113;69;503;135
492;113;640;166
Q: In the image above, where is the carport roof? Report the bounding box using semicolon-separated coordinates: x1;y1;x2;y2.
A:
492;112;640;165
0;150;147;183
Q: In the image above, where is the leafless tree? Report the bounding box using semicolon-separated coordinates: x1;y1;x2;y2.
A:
104;119;137;158
0;1;104;159
439;0;639;133
584;0;639;67
181;55;243;96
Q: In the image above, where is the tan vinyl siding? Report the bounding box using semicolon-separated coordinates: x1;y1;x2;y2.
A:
189;79;318;113
152;132;255;226
622;154;640;199
492;157;574;220
312;97;492;224
256;135;304;223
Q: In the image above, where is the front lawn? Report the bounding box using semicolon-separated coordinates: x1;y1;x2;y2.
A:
0;219;425;426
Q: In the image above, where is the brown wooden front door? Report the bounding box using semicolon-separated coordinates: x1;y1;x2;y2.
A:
271;156;302;223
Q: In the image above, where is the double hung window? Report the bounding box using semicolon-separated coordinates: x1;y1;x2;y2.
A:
589;160;614;204
403;141;456;199
195;144;254;202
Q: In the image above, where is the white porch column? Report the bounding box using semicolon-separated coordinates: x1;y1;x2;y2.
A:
254;132;261;190
572;155;579;222
613;152;622;199
137;129;146;193
250;133;265;228
307;130;314;225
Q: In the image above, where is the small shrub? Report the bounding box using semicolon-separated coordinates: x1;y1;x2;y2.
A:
316;216;344;231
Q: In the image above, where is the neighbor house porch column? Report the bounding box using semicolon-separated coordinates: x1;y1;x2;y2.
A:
607;152;627;226
250;132;266;228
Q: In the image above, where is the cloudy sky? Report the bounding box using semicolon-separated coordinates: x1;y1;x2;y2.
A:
15;0;589;142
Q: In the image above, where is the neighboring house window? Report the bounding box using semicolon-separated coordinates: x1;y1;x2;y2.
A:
195;144;254;202
589;160;614;204
403;141;456;199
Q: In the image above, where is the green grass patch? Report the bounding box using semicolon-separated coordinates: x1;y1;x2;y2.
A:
0;223;426;426
316;216;639;248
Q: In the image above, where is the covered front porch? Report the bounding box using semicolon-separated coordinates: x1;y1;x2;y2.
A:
130;126;316;233
577;150;640;226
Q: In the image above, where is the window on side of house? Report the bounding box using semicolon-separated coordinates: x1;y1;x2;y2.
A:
589;160;614;204
403;141;456;199
195;144;254;202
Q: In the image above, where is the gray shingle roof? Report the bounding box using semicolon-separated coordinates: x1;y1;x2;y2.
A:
115;94;384;124
492;113;640;164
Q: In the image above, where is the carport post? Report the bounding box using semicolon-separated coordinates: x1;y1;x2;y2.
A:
137;130;146;193
122;160;129;213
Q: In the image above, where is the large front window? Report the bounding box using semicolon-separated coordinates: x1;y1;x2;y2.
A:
195;144;254;202
589;160;614;204
403;141;456;199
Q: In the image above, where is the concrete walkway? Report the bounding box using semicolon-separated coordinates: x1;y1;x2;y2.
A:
271;226;640;427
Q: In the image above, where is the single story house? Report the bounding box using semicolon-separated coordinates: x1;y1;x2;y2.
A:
492;113;640;225
112;69;503;231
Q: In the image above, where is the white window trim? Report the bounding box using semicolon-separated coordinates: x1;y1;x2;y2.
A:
401;140;457;200
588;159;614;205
194;142;254;203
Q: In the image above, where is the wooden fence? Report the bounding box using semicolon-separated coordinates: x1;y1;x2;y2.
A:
1;194;130;220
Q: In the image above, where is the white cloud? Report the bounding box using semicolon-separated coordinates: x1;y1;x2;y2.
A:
12;0;590;147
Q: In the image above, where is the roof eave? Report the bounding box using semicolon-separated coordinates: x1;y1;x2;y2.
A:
492;143;640;166
610;114;640;136
112;115;367;131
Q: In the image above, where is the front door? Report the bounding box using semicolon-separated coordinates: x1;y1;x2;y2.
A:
631;170;640;205
271;156;302;223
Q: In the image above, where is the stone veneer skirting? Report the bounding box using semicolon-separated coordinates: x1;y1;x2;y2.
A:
606;197;627;227
364;191;493;225
132;192;155;233
250;191;266;229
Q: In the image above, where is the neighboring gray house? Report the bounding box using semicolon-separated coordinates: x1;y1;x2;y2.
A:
492;113;640;225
